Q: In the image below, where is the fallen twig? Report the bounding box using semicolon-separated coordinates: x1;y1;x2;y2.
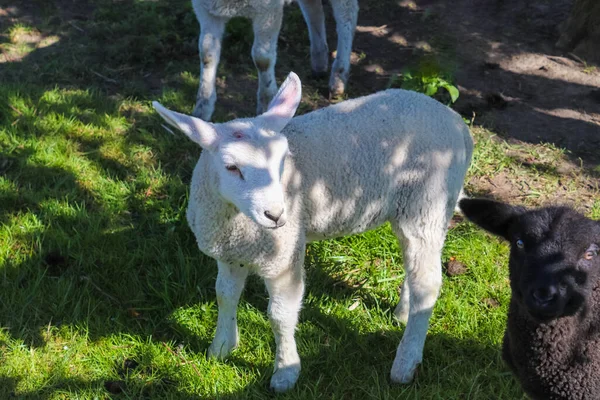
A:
162;342;202;377
91;69;118;84
80;275;121;304
161;124;176;136
356;24;388;33
68;20;85;32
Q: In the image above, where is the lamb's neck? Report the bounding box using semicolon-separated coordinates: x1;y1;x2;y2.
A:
513;301;594;367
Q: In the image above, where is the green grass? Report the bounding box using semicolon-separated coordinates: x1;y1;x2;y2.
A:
1;0;598;398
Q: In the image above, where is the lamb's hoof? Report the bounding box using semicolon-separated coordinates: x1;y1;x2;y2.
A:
192;100;213;121
329;75;346;99
207;340;235;360
310;50;328;77
256;96;274;115
270;365;300;393
311;69;328;79
390;359;420;384
256;103;267;116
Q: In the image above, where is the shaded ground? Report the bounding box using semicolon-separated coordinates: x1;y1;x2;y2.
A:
2;0;598;170
1;2;598;213
318;0;600;206
337;0;600;164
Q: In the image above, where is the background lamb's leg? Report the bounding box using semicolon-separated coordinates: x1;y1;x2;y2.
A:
393;279;410;324
191;10;226;121
297;0;329;77
264;259;305;393
329;0;358;97
389;224;444;383
207;261;249;359
252;10;283;115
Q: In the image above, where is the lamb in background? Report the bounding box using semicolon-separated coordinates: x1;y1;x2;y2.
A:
191;0;358;121
460;198;600;400
153;72;473;392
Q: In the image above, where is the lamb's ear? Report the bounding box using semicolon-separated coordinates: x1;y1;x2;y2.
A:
459;198;525;240
152;101;219;151
259;72;302;132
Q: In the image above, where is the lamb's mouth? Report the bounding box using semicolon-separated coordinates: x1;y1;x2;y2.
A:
266;221;286;229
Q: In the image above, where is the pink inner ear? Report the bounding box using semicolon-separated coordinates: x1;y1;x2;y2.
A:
233;131;244;139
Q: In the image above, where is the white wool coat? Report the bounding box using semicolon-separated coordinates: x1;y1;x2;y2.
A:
186;89;473;279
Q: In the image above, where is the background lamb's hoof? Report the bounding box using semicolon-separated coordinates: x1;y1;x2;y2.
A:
390;359;420;384
328;65;348;98
329;77;346;99
192;99;214;122
310;48;328;78
256;103;267;116
311;69;328;79
270;365;300;393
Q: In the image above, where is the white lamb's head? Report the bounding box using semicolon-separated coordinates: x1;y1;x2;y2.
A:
152;72;302;229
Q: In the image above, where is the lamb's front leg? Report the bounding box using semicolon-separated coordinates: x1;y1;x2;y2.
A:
208;261;249;359
252;11;283;115
264;263;305;393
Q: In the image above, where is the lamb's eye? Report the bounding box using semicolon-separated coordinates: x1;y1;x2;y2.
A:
584;250;598;260
225;165;244;180
516;239;524;249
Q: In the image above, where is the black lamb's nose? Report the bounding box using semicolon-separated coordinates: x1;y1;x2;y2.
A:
532;286;558;306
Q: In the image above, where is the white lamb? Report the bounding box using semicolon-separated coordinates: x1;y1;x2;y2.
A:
153;72;473;392
191;0;358;121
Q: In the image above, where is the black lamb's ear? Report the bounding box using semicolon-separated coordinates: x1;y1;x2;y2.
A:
459;198;526;240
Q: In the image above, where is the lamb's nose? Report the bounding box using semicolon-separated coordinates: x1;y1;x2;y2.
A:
264;208;284;223
532;286;558;306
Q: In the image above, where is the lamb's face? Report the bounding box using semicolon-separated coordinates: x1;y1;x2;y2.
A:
214;120;290;229
459;199;600;322
152;72;302;229
506;208;600;321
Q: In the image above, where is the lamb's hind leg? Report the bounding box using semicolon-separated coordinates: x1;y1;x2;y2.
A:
252;10;283;115
393;279;410;324
263;258;305;393
390;223;444;383
297;0;329;76
191;6;226;121
208;261;249;359
329;0;358;97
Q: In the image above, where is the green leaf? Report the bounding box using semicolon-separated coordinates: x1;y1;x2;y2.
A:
442;83;460;103
424;83;438;97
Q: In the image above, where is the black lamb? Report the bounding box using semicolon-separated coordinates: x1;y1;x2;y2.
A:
459;198;600;400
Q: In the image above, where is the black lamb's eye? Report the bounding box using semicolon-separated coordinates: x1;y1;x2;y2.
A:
584;244;599;261
584;249;598;260
516;239;524;249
